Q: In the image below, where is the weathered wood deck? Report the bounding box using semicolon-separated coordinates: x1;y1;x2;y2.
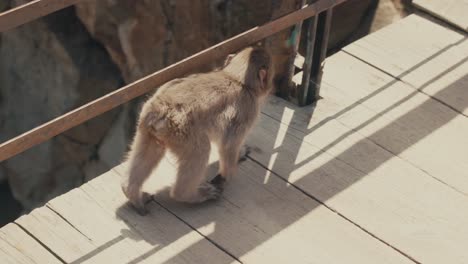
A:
414;0;468;32
2;14;468;263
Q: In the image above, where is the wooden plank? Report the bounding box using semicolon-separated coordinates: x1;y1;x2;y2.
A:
343;14;468;116
15;206;99;263
0;0;82;32
322;51;468;195
245;55;468;263
414;0;468;32
0;0;347;163
113;151;413;263
15;168;235;264
53;168;236;264
0;223;62;264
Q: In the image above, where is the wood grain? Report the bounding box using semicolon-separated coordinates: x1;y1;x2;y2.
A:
16;169;236;264
0;223;62;264
334;36;468;194
343;14;468;116
245;50;468;263
113;148;412;263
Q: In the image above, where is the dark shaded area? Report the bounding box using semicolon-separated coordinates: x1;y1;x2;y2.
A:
0;4;127;217
0;180;23;227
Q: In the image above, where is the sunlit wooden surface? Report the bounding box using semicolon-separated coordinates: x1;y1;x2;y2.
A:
414;0;468;32
2;14;468;263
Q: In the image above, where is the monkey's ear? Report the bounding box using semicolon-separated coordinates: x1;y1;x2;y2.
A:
258;69;267;90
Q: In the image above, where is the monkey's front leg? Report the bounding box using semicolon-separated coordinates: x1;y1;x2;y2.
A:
211;144;250;187
212;136;247;186
237;145;251;162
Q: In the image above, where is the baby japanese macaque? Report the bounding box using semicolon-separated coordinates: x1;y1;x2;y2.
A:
122;46;272;215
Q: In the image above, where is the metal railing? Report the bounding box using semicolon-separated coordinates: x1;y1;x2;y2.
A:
0;0;346;162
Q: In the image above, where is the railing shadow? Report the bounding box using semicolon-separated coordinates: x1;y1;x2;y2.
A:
68;29;468;263
157;34;467;263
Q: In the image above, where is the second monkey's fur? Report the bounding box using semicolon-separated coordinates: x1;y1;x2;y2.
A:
122;46;272;214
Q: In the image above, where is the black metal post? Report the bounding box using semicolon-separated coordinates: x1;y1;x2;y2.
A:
299;8;333;106
298;15;318;106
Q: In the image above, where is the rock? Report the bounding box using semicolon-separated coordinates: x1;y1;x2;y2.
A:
97;104;133;169
74;0;381;98
75;0;274;82
328;0;376;51
0;2;126;210
370;0;410;32
326;0;411;52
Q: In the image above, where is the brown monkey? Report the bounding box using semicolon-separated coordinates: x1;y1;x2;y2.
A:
121;46;272;215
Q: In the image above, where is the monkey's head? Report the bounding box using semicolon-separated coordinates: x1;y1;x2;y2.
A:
223;46;273;96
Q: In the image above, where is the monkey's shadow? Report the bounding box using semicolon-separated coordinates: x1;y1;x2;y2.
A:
114;155;248;263
112;134;328;264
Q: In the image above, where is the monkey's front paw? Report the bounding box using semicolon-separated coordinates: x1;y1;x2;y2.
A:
199;183;223;201
133;204;149;216
210;174;226;187
238;145;252;163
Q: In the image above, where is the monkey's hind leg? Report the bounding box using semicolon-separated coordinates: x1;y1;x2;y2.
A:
122;130;166;215
170;135;222;203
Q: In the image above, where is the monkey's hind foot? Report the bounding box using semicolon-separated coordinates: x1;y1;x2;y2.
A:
199;182;224;201
123;189;152;216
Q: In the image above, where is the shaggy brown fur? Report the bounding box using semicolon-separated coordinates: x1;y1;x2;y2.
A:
121;46;272;215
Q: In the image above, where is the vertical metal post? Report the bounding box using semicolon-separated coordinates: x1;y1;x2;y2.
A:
275;0;308;100
283;19;305;99
298;15;318;106
299;8;333;106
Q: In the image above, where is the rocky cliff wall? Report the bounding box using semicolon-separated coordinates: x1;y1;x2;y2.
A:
0;0;127;210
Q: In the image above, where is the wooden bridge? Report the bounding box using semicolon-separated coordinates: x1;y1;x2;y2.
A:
1;0;468;263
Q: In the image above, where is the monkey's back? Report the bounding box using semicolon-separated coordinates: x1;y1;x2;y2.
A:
143;71;256;140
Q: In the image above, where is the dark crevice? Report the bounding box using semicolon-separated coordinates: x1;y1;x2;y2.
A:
0;178;23;227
